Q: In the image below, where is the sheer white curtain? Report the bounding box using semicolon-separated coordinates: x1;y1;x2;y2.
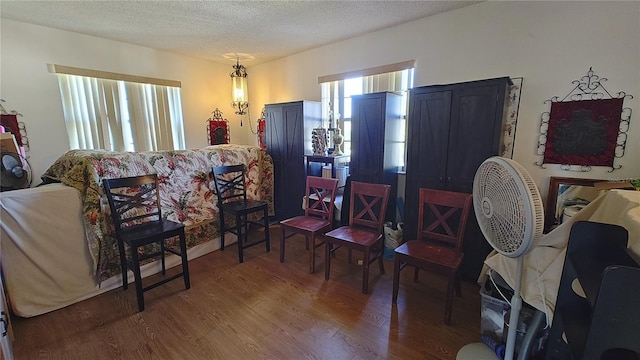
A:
57;74;185;152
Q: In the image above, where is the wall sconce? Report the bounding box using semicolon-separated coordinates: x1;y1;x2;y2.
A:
230;58;249;116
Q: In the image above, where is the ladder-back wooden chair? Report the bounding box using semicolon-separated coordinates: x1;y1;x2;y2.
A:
324;181;391;294
103;174;190;312
392;188;472;325
212;164;270;263
280;176;339;274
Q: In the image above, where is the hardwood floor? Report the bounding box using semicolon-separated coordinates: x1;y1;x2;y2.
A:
11;225;482;359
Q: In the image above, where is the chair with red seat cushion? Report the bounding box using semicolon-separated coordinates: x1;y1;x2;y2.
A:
392;188;472;325
279;176;339;274
324;181;391;294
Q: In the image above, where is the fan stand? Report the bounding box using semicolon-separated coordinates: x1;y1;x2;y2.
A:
504;257;525;360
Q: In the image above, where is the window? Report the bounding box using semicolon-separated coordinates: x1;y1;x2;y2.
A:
320;62;414;166
52;65;185;152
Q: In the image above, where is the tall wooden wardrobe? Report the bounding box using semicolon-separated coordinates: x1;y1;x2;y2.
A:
350;91;404;222
264;100;322;220
404;77;511;280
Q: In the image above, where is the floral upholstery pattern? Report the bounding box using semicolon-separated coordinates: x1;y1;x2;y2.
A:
42;144;274;281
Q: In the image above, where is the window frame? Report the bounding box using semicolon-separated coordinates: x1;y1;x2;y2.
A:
320;63;414;165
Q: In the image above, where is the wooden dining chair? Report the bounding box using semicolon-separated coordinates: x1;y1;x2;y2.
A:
212;164;270;263
392;188;472;325
280;176;339;274
324;181;391;294
103;174;190;312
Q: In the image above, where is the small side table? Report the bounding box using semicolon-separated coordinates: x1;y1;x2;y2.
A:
305;154;350;179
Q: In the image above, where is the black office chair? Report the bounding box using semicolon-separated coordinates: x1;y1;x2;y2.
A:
103;174;190;312
212;164;270;262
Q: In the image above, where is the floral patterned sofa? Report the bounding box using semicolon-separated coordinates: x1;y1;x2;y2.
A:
41;144;274;282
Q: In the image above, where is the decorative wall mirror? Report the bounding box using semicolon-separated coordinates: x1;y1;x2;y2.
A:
545;176;603;232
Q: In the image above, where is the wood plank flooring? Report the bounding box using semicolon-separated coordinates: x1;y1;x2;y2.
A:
11;224;483;360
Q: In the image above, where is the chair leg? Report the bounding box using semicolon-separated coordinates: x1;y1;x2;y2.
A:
161;240;166;275
131;246;145;312
179;232;190;289
392;257;402;303
414;267;420;282
377;244;385;275
263;207;270;253
309;234;315;274
454;271;462;297
445;273;456;325
279;226;286;263
219;210;226;251
118;240;128;290
362;247;370;294
237;214;244;263
324;238;331;280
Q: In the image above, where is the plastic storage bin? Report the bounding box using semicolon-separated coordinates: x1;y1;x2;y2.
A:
481;274;549;358
480;282;510;341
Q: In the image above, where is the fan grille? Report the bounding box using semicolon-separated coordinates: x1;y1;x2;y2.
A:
0;152;32;191
473;157;544;258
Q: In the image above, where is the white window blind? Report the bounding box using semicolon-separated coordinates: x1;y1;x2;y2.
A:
55;70;185;152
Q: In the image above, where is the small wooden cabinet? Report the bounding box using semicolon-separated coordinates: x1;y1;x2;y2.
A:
264;100;322;220
545;221;640;360
350;91;403;222
404;77;511;280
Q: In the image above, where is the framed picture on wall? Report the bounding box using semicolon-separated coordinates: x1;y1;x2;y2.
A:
542;98;623;168
536;67;632;172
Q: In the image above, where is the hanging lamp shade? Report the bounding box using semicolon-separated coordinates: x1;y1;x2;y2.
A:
230;59;249;115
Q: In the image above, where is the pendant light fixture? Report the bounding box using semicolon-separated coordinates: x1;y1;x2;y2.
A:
230;58;249;116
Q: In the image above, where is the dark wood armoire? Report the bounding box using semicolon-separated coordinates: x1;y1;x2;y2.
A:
404;77;511;280
350;91;404;222
264;100;322;220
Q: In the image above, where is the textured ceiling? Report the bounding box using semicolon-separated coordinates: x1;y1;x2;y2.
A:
0;1;480;66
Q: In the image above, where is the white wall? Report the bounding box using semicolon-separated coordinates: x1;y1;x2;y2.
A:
0;19;246;180
249;1;640;201
2;1;639;201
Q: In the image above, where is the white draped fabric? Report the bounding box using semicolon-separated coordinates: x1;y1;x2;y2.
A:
482;189;640;321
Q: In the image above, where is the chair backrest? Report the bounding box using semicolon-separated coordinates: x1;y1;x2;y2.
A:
417;188;472;252
212;164;247;205
103;174;162;234
349;181;391;233
304;176;339;220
